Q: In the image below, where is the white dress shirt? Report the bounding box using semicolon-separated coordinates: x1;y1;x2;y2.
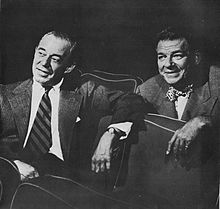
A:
175;95;189;119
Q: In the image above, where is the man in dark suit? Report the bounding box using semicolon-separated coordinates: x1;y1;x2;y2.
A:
136;27;219;165
94;26;219;208
0;31;144;185
135;27;219;208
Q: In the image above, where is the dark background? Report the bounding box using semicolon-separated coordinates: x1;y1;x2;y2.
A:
1;0;220;84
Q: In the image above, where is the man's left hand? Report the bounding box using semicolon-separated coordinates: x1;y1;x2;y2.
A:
14;160;39;181
166;116;212;168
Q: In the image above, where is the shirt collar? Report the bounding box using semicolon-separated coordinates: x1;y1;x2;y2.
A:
33;78;64;92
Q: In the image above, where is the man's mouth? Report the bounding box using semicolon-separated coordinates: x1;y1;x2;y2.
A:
37;68;52;75
165;71;179;74
163;67;182;74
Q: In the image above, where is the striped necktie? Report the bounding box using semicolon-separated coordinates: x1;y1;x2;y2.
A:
25;87;52;160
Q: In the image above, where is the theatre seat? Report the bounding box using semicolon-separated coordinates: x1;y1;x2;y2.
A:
9;70;145;209
95;114;219;209
80;70;143;93
10;175;149;209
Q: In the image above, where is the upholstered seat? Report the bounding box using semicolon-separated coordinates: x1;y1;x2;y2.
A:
9;70;144;209
80;70;143;93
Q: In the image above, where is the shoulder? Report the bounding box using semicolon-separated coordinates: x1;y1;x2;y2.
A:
78;80;97;97
0;79;31;106
209;65;220;96
137;74;162;98
0;80;26;93
209;65;220;84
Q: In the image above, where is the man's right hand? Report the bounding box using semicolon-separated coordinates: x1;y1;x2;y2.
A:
91;128;116;173
13;160;39;181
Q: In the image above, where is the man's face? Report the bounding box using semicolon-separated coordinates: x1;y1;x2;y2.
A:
156;39;190;85
32;34;71;86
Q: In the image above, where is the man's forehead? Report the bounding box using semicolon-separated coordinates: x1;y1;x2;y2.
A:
156;39;189;53
38;34;71;55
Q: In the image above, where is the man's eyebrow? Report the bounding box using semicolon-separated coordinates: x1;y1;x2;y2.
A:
37;47;46;52
157;52;166;55
171;50;185;54
157;50;187;55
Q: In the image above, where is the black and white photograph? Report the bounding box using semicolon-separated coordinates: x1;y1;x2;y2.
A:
0;0;219;208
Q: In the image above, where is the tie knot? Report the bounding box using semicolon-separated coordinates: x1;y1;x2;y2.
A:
166;84;193;102
44;86;52;95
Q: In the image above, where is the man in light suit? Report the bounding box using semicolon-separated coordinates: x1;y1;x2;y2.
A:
0;30;144;187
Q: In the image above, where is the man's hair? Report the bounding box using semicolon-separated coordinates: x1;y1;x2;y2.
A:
38;30;79;65
155;26;195;52
41;30;77;52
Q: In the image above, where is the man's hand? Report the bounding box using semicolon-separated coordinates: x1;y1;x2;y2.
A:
13;160;39;181
91;128;117;173
166;116;212;168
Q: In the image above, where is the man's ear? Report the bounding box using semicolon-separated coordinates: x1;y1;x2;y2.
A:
64;64;76;74
193;50;201;65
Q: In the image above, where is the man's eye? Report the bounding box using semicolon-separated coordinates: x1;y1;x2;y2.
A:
173;54;184;60
51;58;61;63
37;51;46;57
158;55;166;61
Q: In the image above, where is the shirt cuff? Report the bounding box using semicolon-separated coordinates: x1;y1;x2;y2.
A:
108;122;133;140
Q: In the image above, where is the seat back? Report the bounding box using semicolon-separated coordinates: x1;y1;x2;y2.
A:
95;114;219;209
10;175;149;209
80;70;143;93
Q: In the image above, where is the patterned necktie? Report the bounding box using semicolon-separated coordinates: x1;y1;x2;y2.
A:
25;87;52;159
166;84;193;102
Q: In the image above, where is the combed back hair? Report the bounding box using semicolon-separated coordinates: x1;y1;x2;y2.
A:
41;30;77;52
39;30;78;65
155;26;195;52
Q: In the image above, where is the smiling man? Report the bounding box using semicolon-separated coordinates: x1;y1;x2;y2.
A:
0;30;144;206
32;33;75;86
136;26;220;208
157;38;189;85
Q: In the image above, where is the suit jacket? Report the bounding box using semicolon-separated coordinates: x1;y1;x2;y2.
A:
0;71;144;179
136;65;220;207
136;65;220;124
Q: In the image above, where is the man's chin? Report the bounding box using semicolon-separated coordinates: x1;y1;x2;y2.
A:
164;76;183;85
34;77;51;86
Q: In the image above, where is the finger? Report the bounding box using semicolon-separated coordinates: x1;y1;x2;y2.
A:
34;170;39;178
95;160;101;173
175;138;184;161
95;164;99;173
185;139;189;147
91;162;95;171
106;159;110;170
166;131;178;155
20;174;26;181
173;137;180;157
174;140;180;162
178;139;184;153
100;160;105;172
91;156;96;171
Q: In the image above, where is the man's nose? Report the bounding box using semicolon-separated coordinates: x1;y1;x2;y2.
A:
41;56;51;67
164;57;174;68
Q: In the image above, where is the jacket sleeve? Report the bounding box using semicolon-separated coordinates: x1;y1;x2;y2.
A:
110;93;146;124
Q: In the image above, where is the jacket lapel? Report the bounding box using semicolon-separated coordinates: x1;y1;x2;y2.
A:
181;81;212;121
7;79;32;147
154;76;178;119
58;90;83;160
